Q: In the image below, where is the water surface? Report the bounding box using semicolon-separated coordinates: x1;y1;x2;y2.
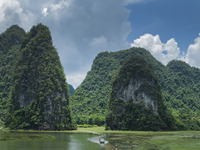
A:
0;132;116;150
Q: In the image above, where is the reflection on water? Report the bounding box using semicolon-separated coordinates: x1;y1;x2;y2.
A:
0;132;117;150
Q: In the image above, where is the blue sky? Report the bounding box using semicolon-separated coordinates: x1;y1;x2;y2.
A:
126;0;200;53
0;0;200;88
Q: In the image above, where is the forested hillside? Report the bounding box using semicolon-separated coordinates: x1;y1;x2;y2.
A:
1;24;200;130
0;25;26;124
5;24;76;130
163;60;200;129
71;48;200;129
106;56;179;131
71;48;165;125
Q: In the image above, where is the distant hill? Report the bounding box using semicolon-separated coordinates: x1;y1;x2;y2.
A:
68;84;75;95
163;60;200;129
71;47;200;129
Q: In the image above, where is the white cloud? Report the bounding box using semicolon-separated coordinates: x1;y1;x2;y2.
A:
49;0;72;12
163;38;180;63
131;33;180;65
124;0;153;5
184;34;200;67
89;35;108;49
124;0;147;4
0;0;21;22
66;72;87;89
0;0;132;88
0;0;35;32
42;8;48;16
43;0;131;87
131;33;200;69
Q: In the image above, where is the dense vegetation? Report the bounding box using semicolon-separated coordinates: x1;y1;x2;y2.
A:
5;24;76;130
106;56;180;130
0;25;26;125
163;60;200;129
1;24;200;130
71;48;161;125
71;48;200;130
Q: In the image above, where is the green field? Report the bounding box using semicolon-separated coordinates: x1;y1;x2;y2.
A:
78;127;200;150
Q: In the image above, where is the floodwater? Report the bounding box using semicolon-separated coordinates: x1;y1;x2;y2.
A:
0;132;118;150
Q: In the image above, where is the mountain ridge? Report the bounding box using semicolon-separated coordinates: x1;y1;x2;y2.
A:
71;47;200;129
0;24;200;130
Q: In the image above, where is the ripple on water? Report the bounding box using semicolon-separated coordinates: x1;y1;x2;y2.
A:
88;136;108;144
88;136;120;150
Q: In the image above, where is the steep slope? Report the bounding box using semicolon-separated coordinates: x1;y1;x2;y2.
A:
163;60;200;129
0;25;26;124
5;24;76;130
106;56;176;130
71;48;166;125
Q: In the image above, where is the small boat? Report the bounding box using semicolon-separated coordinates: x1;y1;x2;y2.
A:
99;138;105;144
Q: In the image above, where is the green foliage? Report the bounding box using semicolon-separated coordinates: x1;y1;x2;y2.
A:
1;25;200;130
162;60;200;130
106;56;177;131
0;25;26;52
0;25;26;124
72;48;200;130
105;130;200;150
77;124;98;128
5;24;76;130
74;114;105;126
71;48;155;125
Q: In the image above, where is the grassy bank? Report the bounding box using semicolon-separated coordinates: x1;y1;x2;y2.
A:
78;126;199;135
104;131;200;150
79;127;200;150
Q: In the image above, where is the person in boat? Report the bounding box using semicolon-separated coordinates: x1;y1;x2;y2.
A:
99;138;105;143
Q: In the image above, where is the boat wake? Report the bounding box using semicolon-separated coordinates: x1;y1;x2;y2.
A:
88;136;108;144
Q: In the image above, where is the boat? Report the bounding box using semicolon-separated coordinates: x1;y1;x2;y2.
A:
99;138;105;144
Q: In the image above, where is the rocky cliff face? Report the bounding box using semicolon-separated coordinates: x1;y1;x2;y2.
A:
5;24;76;130
115;78;158;114
71;48;157;125
106;56;176;131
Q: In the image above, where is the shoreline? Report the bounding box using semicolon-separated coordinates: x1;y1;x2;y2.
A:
1;126;200;135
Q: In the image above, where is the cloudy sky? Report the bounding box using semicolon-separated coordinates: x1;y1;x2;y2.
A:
0;0;200;88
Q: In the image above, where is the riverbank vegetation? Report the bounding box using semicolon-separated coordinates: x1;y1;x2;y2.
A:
73;127;200;150
79;127;200;149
